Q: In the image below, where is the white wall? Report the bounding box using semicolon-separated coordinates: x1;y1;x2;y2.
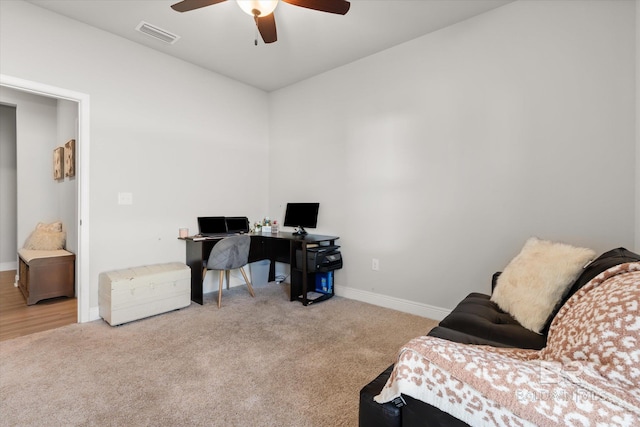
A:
0;0;270;311
636;0;640;253
0;104;17;270
269;0;637;313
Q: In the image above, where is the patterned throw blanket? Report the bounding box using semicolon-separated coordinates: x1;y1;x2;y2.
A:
375;262;640;426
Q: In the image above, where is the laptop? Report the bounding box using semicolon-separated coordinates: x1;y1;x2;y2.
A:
225;217;250;234
197;216;228;237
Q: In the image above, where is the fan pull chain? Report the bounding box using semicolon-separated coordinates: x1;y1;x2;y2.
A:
254;14;259;46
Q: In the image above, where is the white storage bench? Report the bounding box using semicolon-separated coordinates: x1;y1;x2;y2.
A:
99;262;191;326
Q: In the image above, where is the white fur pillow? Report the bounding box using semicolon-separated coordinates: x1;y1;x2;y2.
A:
490;237;595;333
23;221;66;251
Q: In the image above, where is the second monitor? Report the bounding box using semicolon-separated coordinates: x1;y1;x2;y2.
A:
225;217;250;234
284;203;319;236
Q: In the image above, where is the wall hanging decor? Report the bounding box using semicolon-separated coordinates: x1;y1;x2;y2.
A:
64;139;76;178
53;146;64;180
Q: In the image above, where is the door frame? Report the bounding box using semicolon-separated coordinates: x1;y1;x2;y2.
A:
0;74;91;323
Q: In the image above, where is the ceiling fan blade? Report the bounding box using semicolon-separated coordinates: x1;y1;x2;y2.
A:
283;0;350;15
171;0;227;13
256;14;277;44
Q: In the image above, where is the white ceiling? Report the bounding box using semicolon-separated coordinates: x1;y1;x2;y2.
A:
27;0;513;92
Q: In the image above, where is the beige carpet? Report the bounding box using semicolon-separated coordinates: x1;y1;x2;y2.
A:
0;283;437;427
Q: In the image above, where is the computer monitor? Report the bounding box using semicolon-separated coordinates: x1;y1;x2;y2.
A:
225;217;250;234
197;216;227;236
283;203;319;236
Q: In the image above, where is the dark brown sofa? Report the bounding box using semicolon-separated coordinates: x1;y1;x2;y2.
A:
358;247;640;427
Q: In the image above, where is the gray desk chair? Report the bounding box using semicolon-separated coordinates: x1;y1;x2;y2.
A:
203;235;255;308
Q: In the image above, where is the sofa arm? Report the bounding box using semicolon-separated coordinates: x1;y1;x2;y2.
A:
491;272;502;293
359;365;401;427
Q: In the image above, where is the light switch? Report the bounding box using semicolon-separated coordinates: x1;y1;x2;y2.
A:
118;192;133;205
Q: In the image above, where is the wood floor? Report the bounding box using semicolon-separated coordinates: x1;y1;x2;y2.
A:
0;270;77;342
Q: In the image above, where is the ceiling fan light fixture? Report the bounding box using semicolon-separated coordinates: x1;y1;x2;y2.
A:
237;0;279;17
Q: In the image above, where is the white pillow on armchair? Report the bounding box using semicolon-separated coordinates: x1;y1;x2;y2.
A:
490;237;595;333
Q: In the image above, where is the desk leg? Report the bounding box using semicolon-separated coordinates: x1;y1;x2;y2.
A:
268;254;276;282
301;242;308;305
289;241;296;301
186;240;204;305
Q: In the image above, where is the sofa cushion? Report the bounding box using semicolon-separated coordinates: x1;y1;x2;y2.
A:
428;326;525;348
490;237;595;333
437;293;547;349
358;365;401;427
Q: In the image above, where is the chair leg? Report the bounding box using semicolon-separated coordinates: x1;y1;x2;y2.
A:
202;267;207;283
239;266;255;298
218;270;224;308
225;270;230;290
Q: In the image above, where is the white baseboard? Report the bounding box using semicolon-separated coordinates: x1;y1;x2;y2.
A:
86;286;450;323
0;261;17;272
336;286;451;321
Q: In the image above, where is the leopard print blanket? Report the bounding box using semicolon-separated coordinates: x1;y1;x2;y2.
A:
375;262;640;426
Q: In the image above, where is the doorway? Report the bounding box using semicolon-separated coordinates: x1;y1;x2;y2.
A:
0;104;17;271
0;74;90;323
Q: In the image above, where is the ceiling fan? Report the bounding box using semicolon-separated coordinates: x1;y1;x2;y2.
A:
171;0;351;44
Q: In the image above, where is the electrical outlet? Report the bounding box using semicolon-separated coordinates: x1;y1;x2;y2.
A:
372;258;379;271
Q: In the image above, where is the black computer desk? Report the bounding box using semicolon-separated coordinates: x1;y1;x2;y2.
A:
180;231;339;306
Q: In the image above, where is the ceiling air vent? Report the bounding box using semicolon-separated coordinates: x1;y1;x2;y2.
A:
136;21;180;45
